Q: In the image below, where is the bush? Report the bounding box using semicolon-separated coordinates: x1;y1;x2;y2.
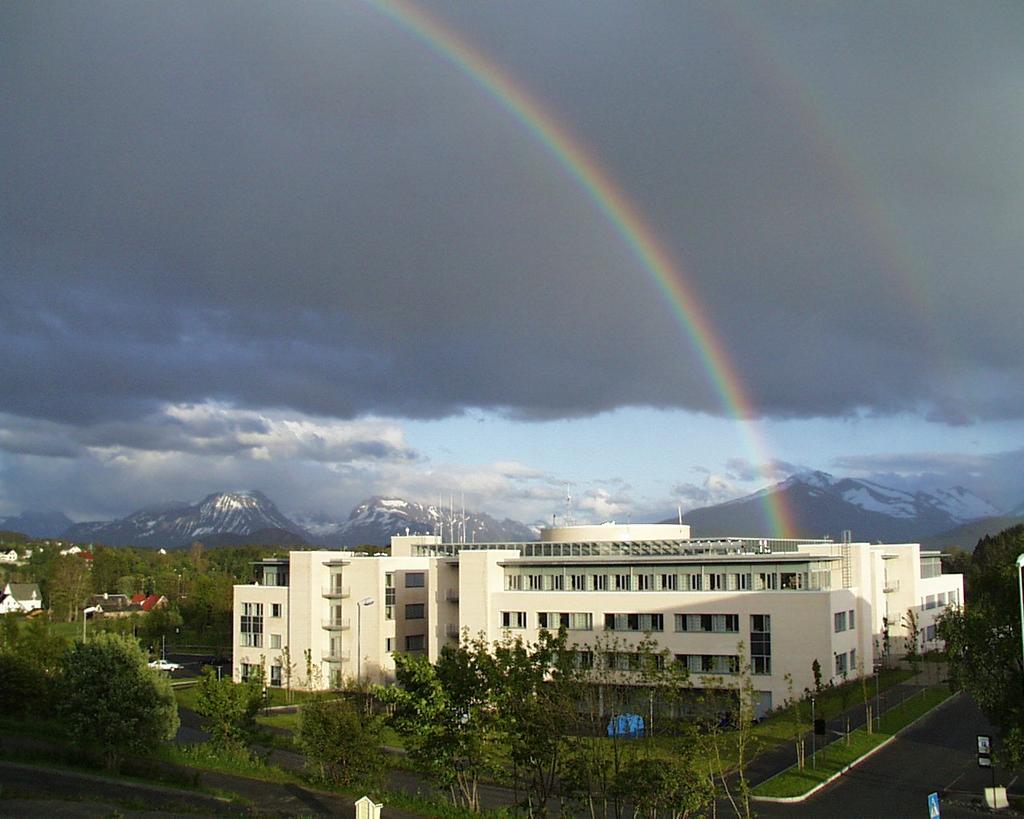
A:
58;632;179;769
298;696;385;790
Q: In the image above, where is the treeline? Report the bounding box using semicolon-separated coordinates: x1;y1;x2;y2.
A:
2;542;283;649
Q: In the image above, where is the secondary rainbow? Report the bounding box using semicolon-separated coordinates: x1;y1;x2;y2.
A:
365;0;796;537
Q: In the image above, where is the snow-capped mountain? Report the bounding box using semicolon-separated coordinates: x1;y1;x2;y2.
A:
0;510;74;539
62;491;307;548
675;471;1002;542
292;496;537;547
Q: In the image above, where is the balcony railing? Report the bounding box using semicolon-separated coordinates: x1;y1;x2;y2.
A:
322;618;351;631
445;588;460;603
322;585;351;599
323;648;351;663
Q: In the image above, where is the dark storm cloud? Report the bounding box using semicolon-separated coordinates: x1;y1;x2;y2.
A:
2;0;1023;438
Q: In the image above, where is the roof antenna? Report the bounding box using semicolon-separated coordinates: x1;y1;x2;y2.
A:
564;483;574;527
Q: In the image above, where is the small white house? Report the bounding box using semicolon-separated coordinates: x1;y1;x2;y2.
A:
0;549;19;563
0;582;43;614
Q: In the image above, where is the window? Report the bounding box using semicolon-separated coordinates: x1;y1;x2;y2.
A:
405;572;425;588
571;574;586;591
552;574;565;591
604;613;663;632
405;634;425;651
385;637;394;652
835;652;848;676
757;572;778;590
270;665;282;687
925;595;936;610
593;574;608;591
660;573;678;591
240;603;263;647
780;572;804;590
848;609;856;629
538;612;592;631
751;614;771;675
385;574;395;619
501;611;527;629
675;613;738;632
574;651;594;670
637;574;653;591
405;603;425;620
615;574;631;591
737;573;751;590
527;574;544;591
708;573;724;591
688;574;703;591
270;633;282;649
240;662;258;682
849;648;856;670
834;611;847;633
506;574;523;591
271;603;282;618
925;624;936;641
674;654;738;675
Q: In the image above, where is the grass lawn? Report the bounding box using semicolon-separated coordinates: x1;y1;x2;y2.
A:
752;686;953;798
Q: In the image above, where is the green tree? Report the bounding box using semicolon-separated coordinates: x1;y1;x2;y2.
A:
193;666;265;750
48;554;91;621
939;524;1024;767
58;632;179;769
618;727;714;819
379;640;501;812
297;696;386;790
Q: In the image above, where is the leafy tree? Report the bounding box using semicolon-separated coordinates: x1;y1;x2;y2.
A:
193;666;265;750
58;632;179;769
48;554;91;621
618;727;714;819
940;524;1024;767
902;607;921;673
380;640;502;812
811;658;823;693
297;696;385;790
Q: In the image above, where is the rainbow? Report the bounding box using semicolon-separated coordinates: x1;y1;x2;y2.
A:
364;0;796;537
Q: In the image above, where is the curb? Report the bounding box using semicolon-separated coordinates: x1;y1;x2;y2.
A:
752;689;960;803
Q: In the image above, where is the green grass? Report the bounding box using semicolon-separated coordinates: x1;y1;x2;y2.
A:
157;743;295;785
752;686;953;798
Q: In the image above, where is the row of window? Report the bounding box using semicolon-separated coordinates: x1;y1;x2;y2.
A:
500;611;741;634
240;603;264;647
505;570;819;592
834;609;856;633
570;651;746;676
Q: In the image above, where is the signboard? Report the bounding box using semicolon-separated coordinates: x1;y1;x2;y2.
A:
927;791;940;819
978;734;992;768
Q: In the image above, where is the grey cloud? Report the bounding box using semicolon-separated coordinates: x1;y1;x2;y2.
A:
1;0;1023;443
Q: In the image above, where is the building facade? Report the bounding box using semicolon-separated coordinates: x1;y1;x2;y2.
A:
232;525;962;715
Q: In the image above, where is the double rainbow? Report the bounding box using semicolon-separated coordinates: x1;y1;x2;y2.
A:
366;0;795;537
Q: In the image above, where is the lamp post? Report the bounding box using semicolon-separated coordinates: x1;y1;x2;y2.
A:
811;697;816;769
1016;554;1024;681
81;605;97;642
357;597;375;683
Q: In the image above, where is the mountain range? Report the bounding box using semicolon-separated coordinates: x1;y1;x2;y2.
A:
5;471;1020;549
55;492;536;549
673;471;1014;543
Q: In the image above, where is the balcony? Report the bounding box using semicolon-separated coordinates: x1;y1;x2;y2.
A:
323;648;351;663
322;585;351;599
445;588;460;603
322;618;351;631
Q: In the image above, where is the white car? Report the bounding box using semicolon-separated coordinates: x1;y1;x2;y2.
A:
148;659;183;671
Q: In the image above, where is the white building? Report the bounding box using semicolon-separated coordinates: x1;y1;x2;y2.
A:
232;525;962;715
0;582;43;614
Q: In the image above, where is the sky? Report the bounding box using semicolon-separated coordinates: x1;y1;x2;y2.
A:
2;1;1023;527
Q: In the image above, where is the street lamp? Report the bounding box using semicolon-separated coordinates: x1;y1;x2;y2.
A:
1016;554;1024;680
357;597;375;683
81;605;98;642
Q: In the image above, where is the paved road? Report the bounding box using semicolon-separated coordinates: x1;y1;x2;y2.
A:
753;693;1022;818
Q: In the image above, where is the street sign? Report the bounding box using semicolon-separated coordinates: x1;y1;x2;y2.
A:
978;734;992;768
927;791;940;818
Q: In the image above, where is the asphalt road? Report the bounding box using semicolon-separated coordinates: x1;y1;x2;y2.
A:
752;693;1021;818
